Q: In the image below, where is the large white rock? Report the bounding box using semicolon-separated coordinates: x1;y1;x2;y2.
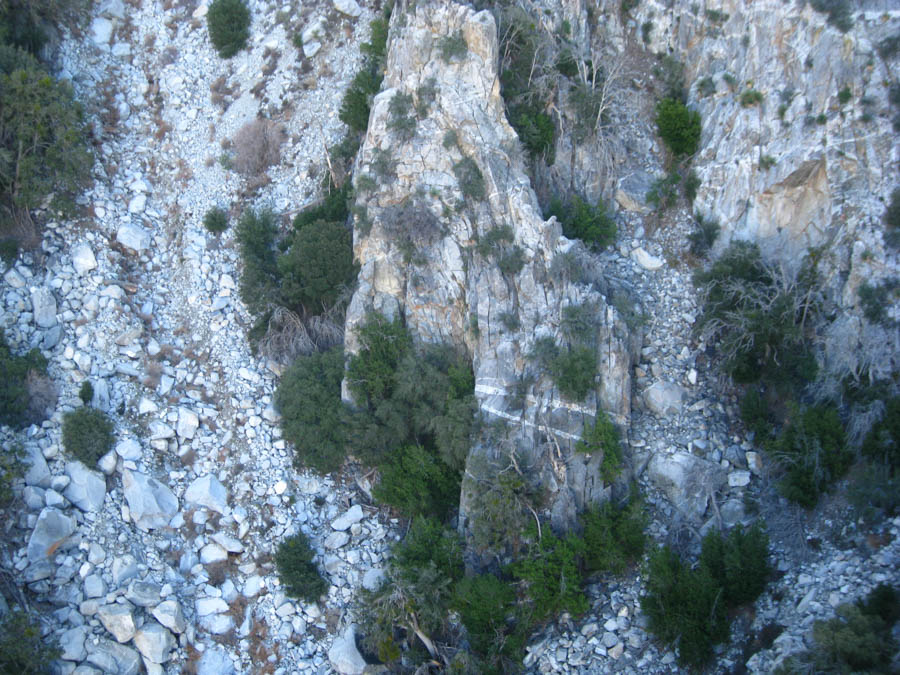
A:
24;446;51;488
152;600;187;634
197;646;235;675
127;194;146;214
122;469;179;531
86;638;141;675
328;624;367;674
648;452;726;521
324;531;350;549
133;622;175;664
176;408;199;439
27;508;76;561
631;247;665;271
91;16;113;45
332;0;361;17
116;223;151;253
331;504;364;531
97;603;136;643
196;597;229;616
116;438;142;461
643;381;686;417
71;243;98;275
30;288;57;328
63;461;106;512
184;474;228;514
59;626;88;661
200;542;227;564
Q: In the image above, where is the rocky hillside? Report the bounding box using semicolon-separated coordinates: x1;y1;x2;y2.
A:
344;1;638;537
0;0;898;673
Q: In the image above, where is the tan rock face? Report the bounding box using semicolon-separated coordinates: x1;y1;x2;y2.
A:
344;2;638;539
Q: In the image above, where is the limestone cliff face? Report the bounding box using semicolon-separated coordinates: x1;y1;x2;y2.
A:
543;0;898;383
343;1;638;535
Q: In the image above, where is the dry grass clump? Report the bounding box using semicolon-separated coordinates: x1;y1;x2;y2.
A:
232;118;285;177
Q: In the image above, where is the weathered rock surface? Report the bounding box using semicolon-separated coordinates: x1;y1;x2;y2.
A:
328;624;367;675
648;451;726;521
63;461;107;512
133;622;175;663
27;507;76;560
97;603;136;643
184;474;228;514
122;469;179;531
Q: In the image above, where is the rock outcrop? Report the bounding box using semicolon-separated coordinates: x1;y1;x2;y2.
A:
344;1;639;536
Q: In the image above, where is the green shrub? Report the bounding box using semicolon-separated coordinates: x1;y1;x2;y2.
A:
705;9;729;23
0;443;24;508
340;69;382;134
392;516;463;582
339;11;391;135
688;212;720;257
699;523;769;608
576;410;622;483
861;397;899;470
275;532;328;602
809;0;853;33
475;224;514;258
206;0;250;58
78;380;93;405
276;347;346;473
0;330;50;428
295;180;351;232
278;220;357;313
642;546;730;668
849;462;900;523
511;528;588;621
374;444;460;519
236;209;280;318
837;86;851;105
387;91;416;141
774;404;851;508
641;21;652;44
0;45;91;233
683;170;701;203
545;194;616;249
529;338;597;401
203;207;229;234
646;172;681;211
759;154;776;170
0;610;61;673
569;81;607;142
453;574;518;658
694;241;818;386
497;246;526;276
655;98;701;156
346;313;411;406
552;345;597;401
581;496;646;576
359;560;453;666
498;8;557;164
781;599;897;673
885;188;900;248
453;157;486;202
697;76;716;97
509;103;556;162
0;238;18;264
439;31;467;61
62;407;114;467
740;387;773;439
858;278;899;327
560;302;597;346
345;315;475;473
739;89;764;107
